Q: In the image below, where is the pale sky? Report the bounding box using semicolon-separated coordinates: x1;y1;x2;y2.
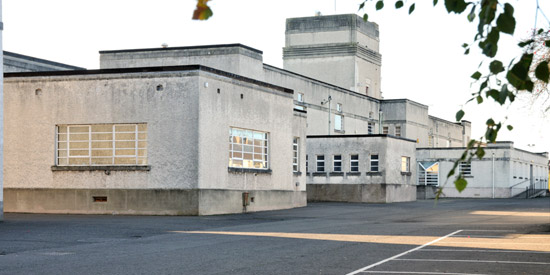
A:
3;0;550;154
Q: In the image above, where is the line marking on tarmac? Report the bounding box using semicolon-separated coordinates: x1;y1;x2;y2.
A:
394;258;550;265
346;230;463;275
360;271;487;275
419;248;550;254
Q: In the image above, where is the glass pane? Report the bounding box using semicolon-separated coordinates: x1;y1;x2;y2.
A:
91;125;113;132
69;150;89;156
229;159;243;168
114;157;136;165
57;142;68;149
58;133;67;141
92;141;112;149
57;150;67;157
57;158;68;165
138;124;147;131
69;158;90;165
69;142;89;149
91;158;113;165
92;133;113;141
69;133;89;141
137;158;147;165
243;160;254;168
116;149;136;156
115;125;135;132
57;126;67;133
116;141;136;149
138;149;147;157
243;153;253;160
232;144;242;152
69;126;89;133
116;133;136;140
92;149;113;157
138;133;147;140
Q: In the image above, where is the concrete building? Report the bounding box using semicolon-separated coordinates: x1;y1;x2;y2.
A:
306;135;417;203
4;65;307;215
0;0;4;221
416;142;549;199
4;51;85;73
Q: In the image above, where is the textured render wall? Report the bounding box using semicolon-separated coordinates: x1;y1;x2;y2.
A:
4;72;200;192
100;47;264;80
3;52;85;73
0;0;4;221
292;110;308;191
416;144;548;198
283;55;356;91
263;66;380;136
428;116;466;147
380;100;430;146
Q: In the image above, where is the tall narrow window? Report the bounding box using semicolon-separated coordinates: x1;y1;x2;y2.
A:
382;126;389;134
333;155;342;172
370;154;379;172
395;126;401;137
401;156;410;172
350;154;359;172
57;124;147;166
336;103;342;112
428;135;434;147
316;155;325;172
306;155;309;172
334;114;343;131
229;127;269;169
368;122;374;134
459;162;472;176
292;137;299;172
297;93;304;102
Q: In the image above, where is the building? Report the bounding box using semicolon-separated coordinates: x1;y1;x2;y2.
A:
0;0;4;221
3;51;85;73
417;142;549;199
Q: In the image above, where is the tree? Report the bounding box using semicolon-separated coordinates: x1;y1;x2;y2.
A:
193;0;550;194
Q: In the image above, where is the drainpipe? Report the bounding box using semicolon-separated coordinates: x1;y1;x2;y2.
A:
492;152;495;199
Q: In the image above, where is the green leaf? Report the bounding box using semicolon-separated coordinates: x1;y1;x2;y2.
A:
376;0;384;10
507;54;534;91
508;91;515;102
464;48;470;55
359;2;365;10
462;43;468;48
455;178;468;192
456;109;465;121
471;71;482;80
538;28;544;35
395;1;403;9
489;60;504;74
496;3;515;35
476;95;483;104
507;125;513;131
519;40;534;47
363;13;369;22
467;6;475;22
409;3;415;14
545;40;550;47
479;28;500;58
487;89;499;102
535;61;549;83
434;0;439;6
486;118;495;126
475;147;485;159
445;0;468;14
497;85;509;105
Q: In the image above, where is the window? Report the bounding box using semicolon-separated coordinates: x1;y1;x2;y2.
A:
368;122;374;134
459;161;472;176
293;137;299;172
350;155;359;172
401;156;410;172
395;126;401;137
306;155;309;172
336;103;342;112
428;135;434;147
382;126;389;134
370;154;379;172
229;128;268;169
333;155;342;172
297;93;304;102
316;155;325;172
447;139;451;147
334;114;343;131
56;124;147;166
365;86;369;95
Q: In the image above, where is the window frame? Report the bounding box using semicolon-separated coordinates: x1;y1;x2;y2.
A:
459;161;472;176
395;126;401;137
334;114;344;131
368;122;374;134
370;154;379;172
229;127;269;170
292;137;299;172
350;154;359;172
382;126;389;135
333;155;342;172
316;155;325;172
401;156;410;172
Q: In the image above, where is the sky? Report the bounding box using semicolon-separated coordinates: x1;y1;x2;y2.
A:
3;0;550;154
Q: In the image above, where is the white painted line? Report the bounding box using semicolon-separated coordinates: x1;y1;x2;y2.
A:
460;229;516;232
419;249;550;254
394;258;550;265
452;235;511;238
346;230;463;275
361;271;487;275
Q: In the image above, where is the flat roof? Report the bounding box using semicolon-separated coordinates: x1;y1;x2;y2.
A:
99;43;263;55
307;134;416;143
4;51;86;70
4;64;292;94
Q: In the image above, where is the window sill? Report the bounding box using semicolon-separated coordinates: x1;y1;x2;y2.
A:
293;171;302;176
329;172;344;176
347;172;361;176
366;172;382;176
463;175;474;178
51;165;151;172
401;171;412;176
228;167;272;174
312;172;327;176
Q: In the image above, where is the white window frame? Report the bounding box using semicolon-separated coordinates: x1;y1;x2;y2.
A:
333;155;342;172
370;154;379;172
316;155;325;172
395;126;401;137
56;123;147;166
382;126;389;135
297;93;304;102
334;114;343;131
401;156;410;172
336;103;342;112
229;127;269;169
350;154;359;172
293;137;299;172
368;122;374;134
459;161;472;176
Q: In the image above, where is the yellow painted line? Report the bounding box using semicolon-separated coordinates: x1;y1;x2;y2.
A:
469;211;550;217
173;231;550;252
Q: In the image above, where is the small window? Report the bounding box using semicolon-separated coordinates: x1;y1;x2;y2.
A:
370;154;379;172
401;156;410;172
292;137;299;172
316;155;325;172
297;93;304;102
334;114;343;131
229;127;269;169
447;139;451;147
368;122;374;134
350;155;359;172
306;155;309;172
382;126;389;135
333;155;342;172
395;126;401;137
365;86;369;95
459;162;472;176
428;135;434;147
336;103;342;112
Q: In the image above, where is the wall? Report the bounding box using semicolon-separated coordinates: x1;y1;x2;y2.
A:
416;142;549;198
100;44;264;80
305;135;417;203
428;116;469;148
0;0;3;221
3;51;85;73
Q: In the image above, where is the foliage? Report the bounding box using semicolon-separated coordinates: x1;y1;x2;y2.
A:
192;0;213;20
359;0;550;195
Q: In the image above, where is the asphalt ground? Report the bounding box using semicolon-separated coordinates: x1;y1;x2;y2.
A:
0;198;549;275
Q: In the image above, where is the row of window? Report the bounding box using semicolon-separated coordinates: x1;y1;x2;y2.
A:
305;154;411;173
